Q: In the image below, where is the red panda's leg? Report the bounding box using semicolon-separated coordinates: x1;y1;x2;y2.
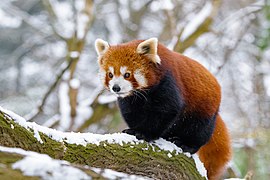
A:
198;114;232;180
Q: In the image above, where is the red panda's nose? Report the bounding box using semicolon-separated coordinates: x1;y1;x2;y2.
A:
112;84;121;92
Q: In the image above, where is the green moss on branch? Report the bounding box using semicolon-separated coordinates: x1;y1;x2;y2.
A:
0;109;205;180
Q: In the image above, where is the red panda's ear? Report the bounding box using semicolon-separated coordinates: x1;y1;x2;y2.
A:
95;39;110;56
136;38;161;64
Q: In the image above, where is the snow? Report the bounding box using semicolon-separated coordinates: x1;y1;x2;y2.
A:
13;156;90;180
265;75;270;96
150;0;174;11
51;0;74;38
95;168;149;180
75;0;85;12
69;78;80;89
0;8;22;28
77;13;89;39
152;138;182;155
0;106;43;144
0;106;207;178
74;0;91;39
1;146;149;180
98;94;117;104
70;51;80;58
181;2;212;41
59;78;93;131
58;81;71;131
73;102;93;130
0;146;90;180
192;154;207;178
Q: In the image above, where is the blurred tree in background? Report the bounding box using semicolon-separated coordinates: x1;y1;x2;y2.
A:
0;0;269;179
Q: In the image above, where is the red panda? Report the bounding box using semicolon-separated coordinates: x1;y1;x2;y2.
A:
95;38;231;180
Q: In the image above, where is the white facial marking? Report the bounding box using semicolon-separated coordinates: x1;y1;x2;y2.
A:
98;68;106;84
134;69;147;87
109;76;133;97
109;66;114;74
120;66;127;75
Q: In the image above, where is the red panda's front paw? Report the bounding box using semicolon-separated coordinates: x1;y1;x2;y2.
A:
122;129;153;142
167;137;199;154
122;128;137;135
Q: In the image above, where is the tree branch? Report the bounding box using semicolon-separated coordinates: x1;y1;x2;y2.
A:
173;0;221;53
26;58;75;121
41;0;68;41
0;108;206;180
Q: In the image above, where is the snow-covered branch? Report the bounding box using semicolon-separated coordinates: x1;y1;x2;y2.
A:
0;106;206;179
173;0;221;53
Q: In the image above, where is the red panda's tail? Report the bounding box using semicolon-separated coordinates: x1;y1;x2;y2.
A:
198;114;232;180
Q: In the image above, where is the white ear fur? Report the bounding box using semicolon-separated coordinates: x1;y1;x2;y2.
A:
136;37;161;64
95;39;110;56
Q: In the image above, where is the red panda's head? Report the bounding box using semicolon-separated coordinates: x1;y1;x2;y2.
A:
95;38;162;97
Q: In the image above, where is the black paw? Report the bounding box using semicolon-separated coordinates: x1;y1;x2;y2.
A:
167;137;199;154
122;129;152;142
122;129;136;135
179;145;199;154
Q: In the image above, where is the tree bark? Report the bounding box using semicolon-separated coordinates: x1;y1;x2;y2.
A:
0;150;106;180
0;109;205;180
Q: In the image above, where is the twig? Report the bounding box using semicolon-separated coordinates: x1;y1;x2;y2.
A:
26;58;75;121
173;0;221;53
215;16;257;75
2;2;50;37
41;0;67;41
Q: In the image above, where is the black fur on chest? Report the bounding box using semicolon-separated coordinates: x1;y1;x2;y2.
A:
117;71;217;154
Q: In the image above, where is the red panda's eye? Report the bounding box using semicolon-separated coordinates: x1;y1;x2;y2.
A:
108;72;113;78
124;73;130;79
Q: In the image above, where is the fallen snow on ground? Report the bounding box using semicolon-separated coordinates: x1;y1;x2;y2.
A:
0;146;149;180
0;106;207;178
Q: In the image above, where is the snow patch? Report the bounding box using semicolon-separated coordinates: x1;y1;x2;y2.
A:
58;82;71;131
69;78;80;89
77;13;89;39
1;146;149;180
0;146;90;180
0;9;22;28
150;0;174;11
13;156;90;180
152;138;183;154
98;94;117;104
192;154;207;178
98;169;149;180
70;51;80;58
181;2;212;41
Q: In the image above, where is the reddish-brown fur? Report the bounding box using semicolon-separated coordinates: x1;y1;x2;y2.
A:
157;44;232;179
198;114;231;179
100;40;232;179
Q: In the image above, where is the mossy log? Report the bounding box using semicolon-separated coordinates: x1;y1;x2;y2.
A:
0;149;106;180
0;109;206;180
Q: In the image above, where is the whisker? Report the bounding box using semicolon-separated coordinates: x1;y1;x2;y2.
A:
134;89;148;102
